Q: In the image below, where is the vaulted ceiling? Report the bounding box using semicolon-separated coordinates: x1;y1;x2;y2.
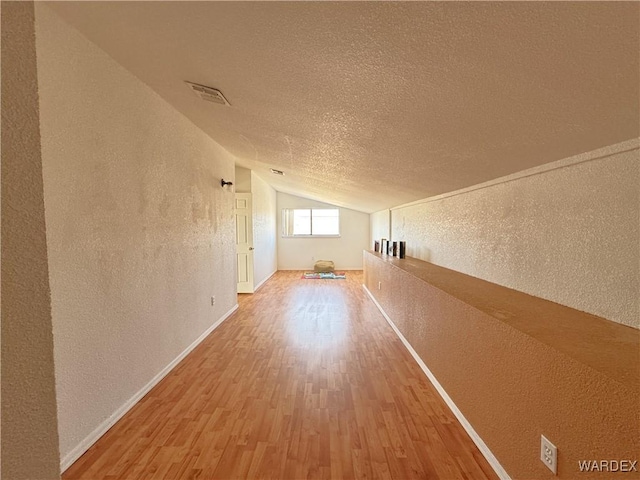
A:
47;2;639;213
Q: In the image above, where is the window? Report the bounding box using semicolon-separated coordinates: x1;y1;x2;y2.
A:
282;208;340;236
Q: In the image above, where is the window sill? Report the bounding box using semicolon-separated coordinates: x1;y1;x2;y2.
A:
281;235;341;238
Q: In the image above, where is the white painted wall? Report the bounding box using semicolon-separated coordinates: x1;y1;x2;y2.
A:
373;140;639;329
2;3;61;478
277;192;370;270
251;172;277;289
35;5;239;467
370;209;391;247
234;166;252;193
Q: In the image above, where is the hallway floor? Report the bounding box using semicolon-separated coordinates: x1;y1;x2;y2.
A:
63;271;497;479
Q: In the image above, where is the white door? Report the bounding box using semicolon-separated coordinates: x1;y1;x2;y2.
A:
235;193;254;293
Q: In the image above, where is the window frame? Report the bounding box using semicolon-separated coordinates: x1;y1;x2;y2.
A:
282;208;341;238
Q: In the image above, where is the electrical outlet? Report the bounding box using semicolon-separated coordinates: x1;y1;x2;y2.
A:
541;435;557;474
312;256;315;261
211;296;215;306
378;281;382;290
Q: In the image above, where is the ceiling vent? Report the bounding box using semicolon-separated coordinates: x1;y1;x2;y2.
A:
185;81;230;106
270;168;285;176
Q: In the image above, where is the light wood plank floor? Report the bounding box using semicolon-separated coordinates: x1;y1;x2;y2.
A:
64;271;497;480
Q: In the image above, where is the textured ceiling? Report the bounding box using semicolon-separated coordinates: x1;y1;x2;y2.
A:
47;2;639;213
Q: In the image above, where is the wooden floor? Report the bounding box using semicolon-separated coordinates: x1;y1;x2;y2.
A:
64;271;497;480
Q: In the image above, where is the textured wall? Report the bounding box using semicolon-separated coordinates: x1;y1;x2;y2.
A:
364;251;639;480
34;4;238;464
250;172;277;288
234;166;252;193
1;3;61;478
369;209;390;248
277;192;370;270
379;142;639;328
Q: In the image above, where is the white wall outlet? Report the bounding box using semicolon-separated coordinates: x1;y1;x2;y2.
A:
211;296;215;306
541;435;557;474
378;281;382;290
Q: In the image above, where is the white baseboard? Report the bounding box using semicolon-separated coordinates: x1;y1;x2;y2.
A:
254;269;277;292
60;304;239;472
362;285;511;480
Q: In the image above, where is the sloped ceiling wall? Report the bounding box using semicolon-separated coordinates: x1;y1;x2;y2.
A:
48;2;639;212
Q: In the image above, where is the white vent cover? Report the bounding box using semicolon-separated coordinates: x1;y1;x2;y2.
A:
185;81;230;106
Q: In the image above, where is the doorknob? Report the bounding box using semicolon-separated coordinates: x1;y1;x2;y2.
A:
249;247;254;250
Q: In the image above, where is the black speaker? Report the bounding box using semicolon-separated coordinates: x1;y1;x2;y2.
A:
398;241;406;259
